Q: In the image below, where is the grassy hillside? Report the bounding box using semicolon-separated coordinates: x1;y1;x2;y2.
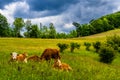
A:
82;29;120;38
0;30;120;80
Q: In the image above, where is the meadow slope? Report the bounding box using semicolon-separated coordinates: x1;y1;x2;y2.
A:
82;29;120;38
0;29;120;80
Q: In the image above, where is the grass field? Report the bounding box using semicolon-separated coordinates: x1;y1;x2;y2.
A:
0;29;120;80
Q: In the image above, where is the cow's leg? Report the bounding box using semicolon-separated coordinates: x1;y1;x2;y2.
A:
24;58;27;63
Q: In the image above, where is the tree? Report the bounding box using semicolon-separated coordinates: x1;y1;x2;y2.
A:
0;13;11;37
90;19;104;33
84;42;91;51
102;18;114;31
13;17;25;37
41;25;49;38
68;30;77;38
29;24;40;38
70;42;80;52
87;24;96;35
49;23;56;38
57;43;68;53
24;19;32;38
80;24;91;36
72;22;81;37
56;33;67;39
93;41;101;52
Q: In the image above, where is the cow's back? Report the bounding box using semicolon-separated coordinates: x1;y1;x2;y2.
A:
27;55;40;61
40;48;60;60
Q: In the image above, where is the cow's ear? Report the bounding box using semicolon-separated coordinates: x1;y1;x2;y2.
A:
10;53;12;55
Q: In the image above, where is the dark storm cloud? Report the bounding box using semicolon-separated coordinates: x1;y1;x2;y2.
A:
13;0;116;19
65;0;116;24
26;0;79;11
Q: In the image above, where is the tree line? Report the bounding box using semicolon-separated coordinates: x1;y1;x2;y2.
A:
1;11;120;38
0;13;77;38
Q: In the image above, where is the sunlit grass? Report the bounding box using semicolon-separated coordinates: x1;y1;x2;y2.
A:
0;29;120;80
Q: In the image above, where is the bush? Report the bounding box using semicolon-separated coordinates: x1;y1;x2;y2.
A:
57;43;68;52
93;41;101;52
84;42;91;51
99;46;115;64
70;42;80;52
106;35;120;51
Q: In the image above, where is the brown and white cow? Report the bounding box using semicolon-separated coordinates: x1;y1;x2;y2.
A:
53;59;72;71
9;52;28;63
40;48;60;62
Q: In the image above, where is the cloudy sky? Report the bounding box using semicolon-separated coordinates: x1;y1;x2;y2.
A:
0;0;120;33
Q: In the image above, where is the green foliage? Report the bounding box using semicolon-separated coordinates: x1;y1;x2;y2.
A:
13;17;25;37
73;11;120;37
106;35;120;51
56;33;68;39
84;42;91;51
49;23;57;38
24;24;40;38
0;13;12;37
57;43;69;52
68;30;77;38
118;47;120;53
106;12;120;28
90;19;113;33
29;25;40;38
99;46;115;64
70;42;80;52
24;20;32;38
40;25;49;38
93;41;101;52
72;22;82;37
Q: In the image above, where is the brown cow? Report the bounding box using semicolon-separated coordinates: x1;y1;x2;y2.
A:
27;55;40;62
53;59;72;71
40;48;60;61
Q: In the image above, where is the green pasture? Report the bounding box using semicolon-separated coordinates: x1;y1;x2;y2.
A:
0;29;120;80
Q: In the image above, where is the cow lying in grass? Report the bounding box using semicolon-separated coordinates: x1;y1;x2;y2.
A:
27;55;40;62
40;48;60;62
52;59;72;71
9;52;28;63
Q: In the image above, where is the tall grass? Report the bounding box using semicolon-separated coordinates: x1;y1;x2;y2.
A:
0;38;120;80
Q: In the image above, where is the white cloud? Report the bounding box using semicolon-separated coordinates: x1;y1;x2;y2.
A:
0;1;29;24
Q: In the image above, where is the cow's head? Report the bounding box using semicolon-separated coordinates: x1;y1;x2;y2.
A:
54;59;62;66
11;52;18;60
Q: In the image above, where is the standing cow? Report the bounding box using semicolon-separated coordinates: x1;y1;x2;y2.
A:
40;48;60;62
